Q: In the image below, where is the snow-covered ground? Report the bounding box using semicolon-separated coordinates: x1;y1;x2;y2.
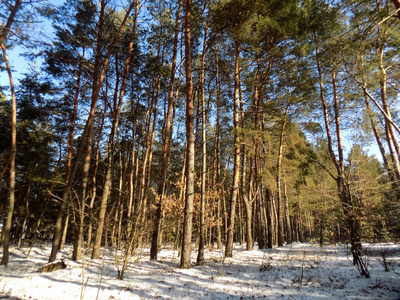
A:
0;242;399;299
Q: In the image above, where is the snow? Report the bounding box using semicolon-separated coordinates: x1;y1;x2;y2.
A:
1;243;400;299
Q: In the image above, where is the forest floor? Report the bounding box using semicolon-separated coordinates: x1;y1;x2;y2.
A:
0;242;399;299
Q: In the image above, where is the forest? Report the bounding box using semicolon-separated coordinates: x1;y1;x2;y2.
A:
1;0;400;282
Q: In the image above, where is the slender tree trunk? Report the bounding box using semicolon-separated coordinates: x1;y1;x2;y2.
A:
72;128;93;261
59;52;84;252
126;117;139;241
0;2;22;258
283;181;292;244
86;109;106;247
16;182;30;248
91;82;125;259
143;77;159;244
135;103;153;248
1;45;17;266
276;107;289;247
256;193;265;249
91;132;115;258
180;0;195;269
265;189;273;249
126;3;141;240
314;38;338;170
225;42;241;258
239;57;252;251
379;48;400;163
197;7;209;266
222;160;229;240
297;201;305;242
331;67;364;270
213;49;222;250
176;141;187;253
116;134;124;252
314;36;362;266
150;0;181;260
361;84;400;199
59;207;69;248
376;29;400;177
238;188;243;244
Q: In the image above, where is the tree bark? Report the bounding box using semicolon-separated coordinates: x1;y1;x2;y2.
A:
197;6;209;266
180;0;195;269
1;45;16;266
86;109;106;247
276;107;289;246
60;51;84;252
331;67;363;270
314;35;363;268
239;55;252;251
283;181;292;244
150;0;181;260
72;136;92;261
143;77;159;246
225;42;241;258
212;49;222;250
265;189;273;249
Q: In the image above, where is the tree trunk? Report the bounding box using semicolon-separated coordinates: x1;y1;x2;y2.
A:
86;109;106;247
239;57;252;251
59;212;69;250
283;182;292;244
135;103;153;248
212;49;222;250
331;68;363;270
314;34;363;270
143;77;159;247
126;123;137;240
91;128;114;259
242;173;253;250
265;189;273;249
197;7;209;266
180;0;195;269
256;192;265;249
72;131;93;261
60;51;84;252
276;107;289;247
376;30;400;179
225;42;241;258
17;182;30;248
1;45;17;266
150;0;181;260
297;201;305;243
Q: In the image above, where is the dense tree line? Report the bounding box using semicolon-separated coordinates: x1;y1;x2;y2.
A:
1;0;399;276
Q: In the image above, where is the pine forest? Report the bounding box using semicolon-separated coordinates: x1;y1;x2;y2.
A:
1;0;400;298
